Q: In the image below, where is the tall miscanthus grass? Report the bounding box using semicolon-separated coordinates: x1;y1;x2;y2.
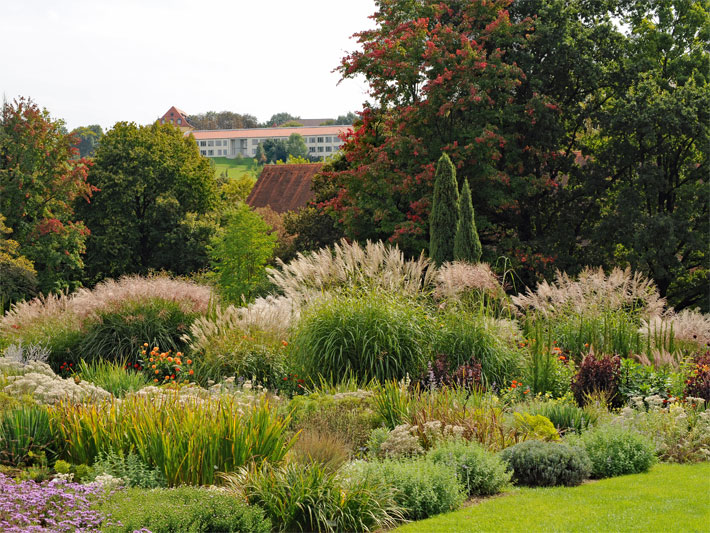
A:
434;261;512;316
640;308;710;361
291;291;432;384
512;267;665;319
49;393;295;486
267;239;436;302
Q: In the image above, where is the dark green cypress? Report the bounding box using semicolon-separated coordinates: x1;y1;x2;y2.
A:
454;180;482;263
429;153;460;265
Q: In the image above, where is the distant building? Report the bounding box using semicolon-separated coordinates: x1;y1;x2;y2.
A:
247;163;323;213
190;125;351;159
277;118;335;127
158;106;193;133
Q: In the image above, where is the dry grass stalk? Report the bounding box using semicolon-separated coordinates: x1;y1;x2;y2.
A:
186;295;297;354
633;350;683;370
642;308;710;350
1;275;214;336
511;267;665;318
267;239;435;301
434;261;502;300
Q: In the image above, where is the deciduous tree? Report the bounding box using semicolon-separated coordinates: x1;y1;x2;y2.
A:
0;97;94;293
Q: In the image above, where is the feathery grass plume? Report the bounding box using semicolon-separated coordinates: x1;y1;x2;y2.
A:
1;274;213;337
453;180;482;263
434;261;503;302
267;239;435;302
511;267;665;319
429;153;460;266
642;308;710;352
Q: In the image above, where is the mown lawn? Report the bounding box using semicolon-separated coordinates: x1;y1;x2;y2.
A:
210;156;260;179
395;462;710;533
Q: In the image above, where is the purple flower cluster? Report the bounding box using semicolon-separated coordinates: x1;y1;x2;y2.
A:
0;473;121;532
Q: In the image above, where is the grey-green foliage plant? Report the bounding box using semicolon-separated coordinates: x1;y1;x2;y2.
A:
427;439;511;496
348;457;465;520
573;424;656;478
429;153;460;266
210;204;277;304
453;180;482;263
91;449;166;488
292;291;432;384
100;485;271;533
500;440;591;487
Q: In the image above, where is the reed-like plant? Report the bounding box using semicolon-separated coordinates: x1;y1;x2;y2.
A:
49;394;295;486
373;380;413;429
0;404;57;466
291;291;432;384
76;359;150;397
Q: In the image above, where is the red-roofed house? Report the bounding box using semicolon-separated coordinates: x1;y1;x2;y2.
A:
158;106;193;133
247;163;323;213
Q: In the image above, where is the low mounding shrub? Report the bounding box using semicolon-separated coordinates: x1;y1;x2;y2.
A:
0;404;56;466
571;353;622;407
575;424;656;478
225;462;402;533
427;440;511;496
500;440;591;487
347;458;465;520
291;291;431;384
431;311;520;387
100;485;271;533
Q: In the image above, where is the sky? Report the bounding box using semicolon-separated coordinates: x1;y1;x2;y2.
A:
0;0;377;131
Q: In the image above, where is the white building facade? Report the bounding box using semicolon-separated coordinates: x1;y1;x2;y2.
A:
190;125;351;159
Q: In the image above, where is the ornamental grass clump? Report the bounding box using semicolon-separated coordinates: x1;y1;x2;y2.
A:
500;440;591;487
225;461;403;533
0;404;56;466
49;393;295;486
291;291;431;384
76;359;150;397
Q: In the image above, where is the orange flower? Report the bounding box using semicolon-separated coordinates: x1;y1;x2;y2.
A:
143;343;149;347
153;347;159;351
149;358;154;362
155;369;160;374
154;378;158;383
141;350;146;355
281;340;288;347
175;367;180;372
523;390;529;394
151;364;156;369
189;369;194;375
176;352;182;357
167;357;173;363
170;375;175;380
187;359;192;365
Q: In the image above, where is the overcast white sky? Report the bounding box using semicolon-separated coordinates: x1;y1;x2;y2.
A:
0;0;377;131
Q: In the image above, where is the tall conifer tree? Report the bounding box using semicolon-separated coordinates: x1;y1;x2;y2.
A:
454;180;482;263
429;153;459;265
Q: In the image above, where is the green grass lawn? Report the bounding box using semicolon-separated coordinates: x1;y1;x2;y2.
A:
210;156;260;179
395;462;710;533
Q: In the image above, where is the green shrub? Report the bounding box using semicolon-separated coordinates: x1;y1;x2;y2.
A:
618;358;674;405
500;440;591;487
75;299;198;366
348;458;465;520
100;486;271;533
512;412;560;442
366;427;391;458
225;462;402;533
287;390;380;451
292;292;431;384
427;440;511;496
0;404;56;466
431;310;520;387
575;424;656;478
91;449;166;488
76;359;150;397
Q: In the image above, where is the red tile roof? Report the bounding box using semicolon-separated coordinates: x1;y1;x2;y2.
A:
247;164;323;213
191;125;351;140
159;106;192;127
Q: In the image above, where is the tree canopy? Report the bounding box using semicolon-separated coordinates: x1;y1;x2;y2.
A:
79;122;218;283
